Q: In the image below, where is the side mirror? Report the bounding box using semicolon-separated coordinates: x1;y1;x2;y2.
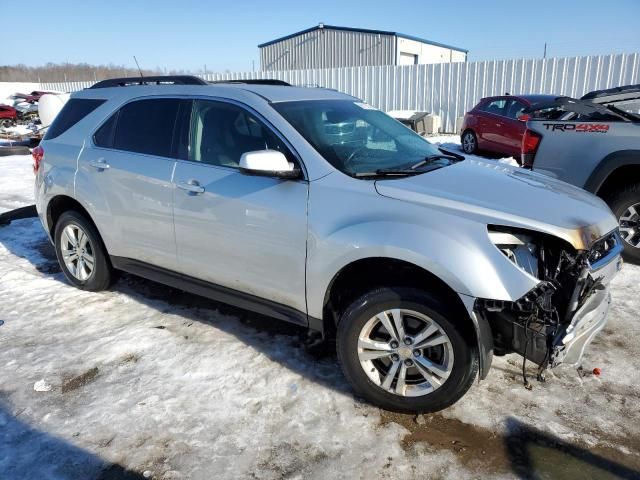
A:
239;150;301;179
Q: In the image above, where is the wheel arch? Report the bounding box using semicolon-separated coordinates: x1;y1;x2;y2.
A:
461;127;477;139
322;256;492;379
322;257;472;335
46;195;109;255
584;150;640;195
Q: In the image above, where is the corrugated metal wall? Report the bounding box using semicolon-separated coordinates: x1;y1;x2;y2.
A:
260;29;396;70
41;53;640;133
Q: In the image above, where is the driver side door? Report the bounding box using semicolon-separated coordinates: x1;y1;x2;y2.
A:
172;99;309;317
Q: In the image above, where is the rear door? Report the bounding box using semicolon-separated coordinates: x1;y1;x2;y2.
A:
77;98;184;270
172;99;309;314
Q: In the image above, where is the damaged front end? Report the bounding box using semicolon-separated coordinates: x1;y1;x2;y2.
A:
477;226;623;379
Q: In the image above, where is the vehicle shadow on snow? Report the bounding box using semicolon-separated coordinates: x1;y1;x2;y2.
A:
0;217;63;276
385;411;640;478
503;417;640;480
0;401;144;480
110;272;353;396
0;218;353;398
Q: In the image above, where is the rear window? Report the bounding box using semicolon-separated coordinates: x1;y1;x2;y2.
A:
112;99;181;157
44;98;105;139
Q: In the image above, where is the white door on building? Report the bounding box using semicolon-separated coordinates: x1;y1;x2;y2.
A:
399;52;418;65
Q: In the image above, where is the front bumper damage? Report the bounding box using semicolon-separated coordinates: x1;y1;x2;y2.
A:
475;229;623;377
556;288;610;366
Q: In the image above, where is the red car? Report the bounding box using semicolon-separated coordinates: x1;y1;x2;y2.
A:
0;104;17;127
27;90;56;102
11;91;55;104
460;94;558;161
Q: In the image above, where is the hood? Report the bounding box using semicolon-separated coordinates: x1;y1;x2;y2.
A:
375;159;618;250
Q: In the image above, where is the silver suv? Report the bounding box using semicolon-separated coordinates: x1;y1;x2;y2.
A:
34;76;623;412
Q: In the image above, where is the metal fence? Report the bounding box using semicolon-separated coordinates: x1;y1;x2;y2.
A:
41;53;640;133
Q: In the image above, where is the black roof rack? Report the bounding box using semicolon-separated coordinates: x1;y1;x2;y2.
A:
208;79;291;86
89;75;208;89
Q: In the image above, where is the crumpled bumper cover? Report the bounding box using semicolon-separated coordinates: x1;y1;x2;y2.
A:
552;287;611;367
552;234;623;367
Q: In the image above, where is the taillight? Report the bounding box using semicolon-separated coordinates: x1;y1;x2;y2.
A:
521;129;541;168
32;145;44;174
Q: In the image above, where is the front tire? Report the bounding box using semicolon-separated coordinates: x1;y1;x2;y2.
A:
54;211;113;291
337;287;478;413
461;130;478;154
605;183;640;264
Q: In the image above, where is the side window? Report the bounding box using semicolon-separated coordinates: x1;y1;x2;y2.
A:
189;100;292;168
505;100;527;120
93;112;118;148
44;98;105;139
480;99;507;116
112;99;181;157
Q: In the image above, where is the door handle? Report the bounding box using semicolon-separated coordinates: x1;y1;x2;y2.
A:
176;179;205;194
89;159;110;170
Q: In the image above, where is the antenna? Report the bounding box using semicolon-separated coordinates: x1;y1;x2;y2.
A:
133;56;144;78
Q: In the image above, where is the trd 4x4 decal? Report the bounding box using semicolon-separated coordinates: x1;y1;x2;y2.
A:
542;123;610;133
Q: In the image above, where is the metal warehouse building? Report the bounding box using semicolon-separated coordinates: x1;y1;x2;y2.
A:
259;24;468;71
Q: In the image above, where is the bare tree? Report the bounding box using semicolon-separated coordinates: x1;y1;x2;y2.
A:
0;62;191;82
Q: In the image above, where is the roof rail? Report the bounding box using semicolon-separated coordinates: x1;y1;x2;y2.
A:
581;83;640;102
89;75;208;89
208;79;291;86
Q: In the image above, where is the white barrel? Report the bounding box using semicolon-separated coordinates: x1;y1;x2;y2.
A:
38;93;70;128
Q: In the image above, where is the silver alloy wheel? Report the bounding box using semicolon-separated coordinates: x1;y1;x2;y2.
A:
357;309;454;397
619;202;640;248
462;132;476;153
60;223;95;281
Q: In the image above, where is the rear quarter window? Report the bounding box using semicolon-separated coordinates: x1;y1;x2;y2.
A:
44;98;105;140
111;99;181;158
93;113;118;148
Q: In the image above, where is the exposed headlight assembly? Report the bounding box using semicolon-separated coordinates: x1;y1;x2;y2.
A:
488;227;539;278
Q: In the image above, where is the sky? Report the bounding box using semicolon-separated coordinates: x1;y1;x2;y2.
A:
5;0;640;73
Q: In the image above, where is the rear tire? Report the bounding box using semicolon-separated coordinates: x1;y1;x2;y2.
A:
461;130;478;154
54;210;113;291
605;183;640;264
336;287;478;413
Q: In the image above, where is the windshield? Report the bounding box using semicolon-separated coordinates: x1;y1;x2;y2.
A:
273;100;452;177
609;99;640;119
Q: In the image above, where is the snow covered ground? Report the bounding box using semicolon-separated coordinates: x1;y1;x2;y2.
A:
1;140;639;479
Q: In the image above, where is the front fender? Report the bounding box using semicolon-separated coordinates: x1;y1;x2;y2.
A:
305;176;540;319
